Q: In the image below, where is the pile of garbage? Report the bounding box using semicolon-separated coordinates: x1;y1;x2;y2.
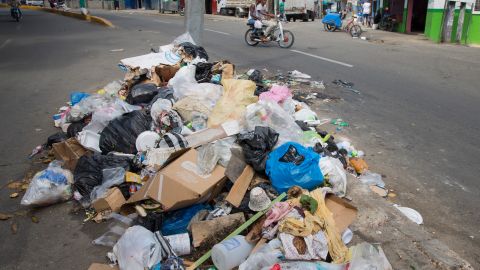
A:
22;33;398;270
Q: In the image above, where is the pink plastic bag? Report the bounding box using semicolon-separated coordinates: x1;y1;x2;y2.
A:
259;85;292;103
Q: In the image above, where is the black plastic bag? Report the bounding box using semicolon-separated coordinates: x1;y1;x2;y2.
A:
99;110;152;154
179;42;209;61
195;62;213;83
137;212;164;232
238;126;279;173
45;132;67;148
126;83;159;105
148;87;175;109
248;69;263;84
67;121;87;138
279;145;305;165
73;154;132;197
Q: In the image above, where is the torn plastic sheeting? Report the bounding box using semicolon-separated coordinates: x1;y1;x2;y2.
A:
66;94;113;123
90;167;126;202
83;99;141;134
196;137;236;175
245;100;304;146
208;79;258;128
99;110;152;154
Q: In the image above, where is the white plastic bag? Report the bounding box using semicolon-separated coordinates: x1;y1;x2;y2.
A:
239;239;283;270
245;100;304;146
90;167;126;202
168;65;223;107
197;137;236;175
84;99;141;134
349;242;385;270
67;94;113;122
21;161;73;206
112;225;161;270
319;156;347;197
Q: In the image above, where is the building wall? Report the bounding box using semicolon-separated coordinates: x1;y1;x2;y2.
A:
424;0;480;45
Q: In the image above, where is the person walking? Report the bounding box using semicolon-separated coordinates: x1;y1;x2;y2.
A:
114;0;119;10
362;0;371;27
279;0;285;21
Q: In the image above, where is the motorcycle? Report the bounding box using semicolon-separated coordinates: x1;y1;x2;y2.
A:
379;15;396;32
11;7;21;22
244;16;294;48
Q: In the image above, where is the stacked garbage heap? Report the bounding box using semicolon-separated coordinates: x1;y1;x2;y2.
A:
22;33;393;270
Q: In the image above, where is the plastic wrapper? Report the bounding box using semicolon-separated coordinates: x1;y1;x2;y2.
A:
90;167;126;202
266;142;324;193
99;110;152;154
319;156;347;197
21;161;73;206
238;126;279;173
197;137;236;175
126;83;159;105
359;171;385;188
245;100;304;146
93;213;136;247
67;94;113;123
73;154;131;199
207;79;258;128
103;80;123;97
112;226;161;270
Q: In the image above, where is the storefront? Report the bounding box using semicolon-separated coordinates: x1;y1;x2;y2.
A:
424;0;480;44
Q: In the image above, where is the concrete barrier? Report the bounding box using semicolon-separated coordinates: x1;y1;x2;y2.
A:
0;4;114;27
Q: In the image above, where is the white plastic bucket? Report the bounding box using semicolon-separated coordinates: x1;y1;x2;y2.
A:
164;233;191;256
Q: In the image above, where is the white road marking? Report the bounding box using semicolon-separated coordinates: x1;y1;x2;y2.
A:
205;28;231;35
154;19;172;24
290;49;354;68
0;39;12;50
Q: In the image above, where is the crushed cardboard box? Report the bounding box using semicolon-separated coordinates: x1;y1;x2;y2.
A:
325;194;358;234
52;138;91;171
92;187;126;213
126;148;226;211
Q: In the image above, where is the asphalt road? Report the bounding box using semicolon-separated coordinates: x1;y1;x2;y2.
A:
0;8;479;269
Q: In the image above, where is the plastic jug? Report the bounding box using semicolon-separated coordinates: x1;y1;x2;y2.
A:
211;236;254;270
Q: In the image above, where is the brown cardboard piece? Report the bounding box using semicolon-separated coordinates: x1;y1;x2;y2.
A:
191;212;245;247
151;64;180;86
88;263;119;270
92;187;126;213
126;149;226;211
225;165;254;207
52;138;91;171
325;194;358;234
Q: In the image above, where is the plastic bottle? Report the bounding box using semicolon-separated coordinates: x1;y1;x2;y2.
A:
211;236;254;270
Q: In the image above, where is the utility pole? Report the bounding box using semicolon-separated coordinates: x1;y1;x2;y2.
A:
184;0;205;45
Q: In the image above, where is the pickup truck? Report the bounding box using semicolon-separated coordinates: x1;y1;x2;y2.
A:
285;0;315;22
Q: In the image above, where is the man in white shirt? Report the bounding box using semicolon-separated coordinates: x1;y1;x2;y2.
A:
362;1;371;27
257;0;276;41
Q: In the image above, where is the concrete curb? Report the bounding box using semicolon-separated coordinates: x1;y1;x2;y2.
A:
0;4;114;27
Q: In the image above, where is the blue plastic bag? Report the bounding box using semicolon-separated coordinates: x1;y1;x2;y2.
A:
161;204;211;236
266;142;324;193
70;92;90;106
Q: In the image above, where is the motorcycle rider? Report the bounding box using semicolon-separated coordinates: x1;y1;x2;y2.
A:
9;0;22;19
257;0;276;41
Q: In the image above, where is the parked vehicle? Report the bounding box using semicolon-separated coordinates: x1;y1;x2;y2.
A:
322;12;362;37
11;6;21;22
379;15;396;32
217;0;254;17
160;0;183;14
26;0;43;6
245;16;294;48
284;0;315;22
